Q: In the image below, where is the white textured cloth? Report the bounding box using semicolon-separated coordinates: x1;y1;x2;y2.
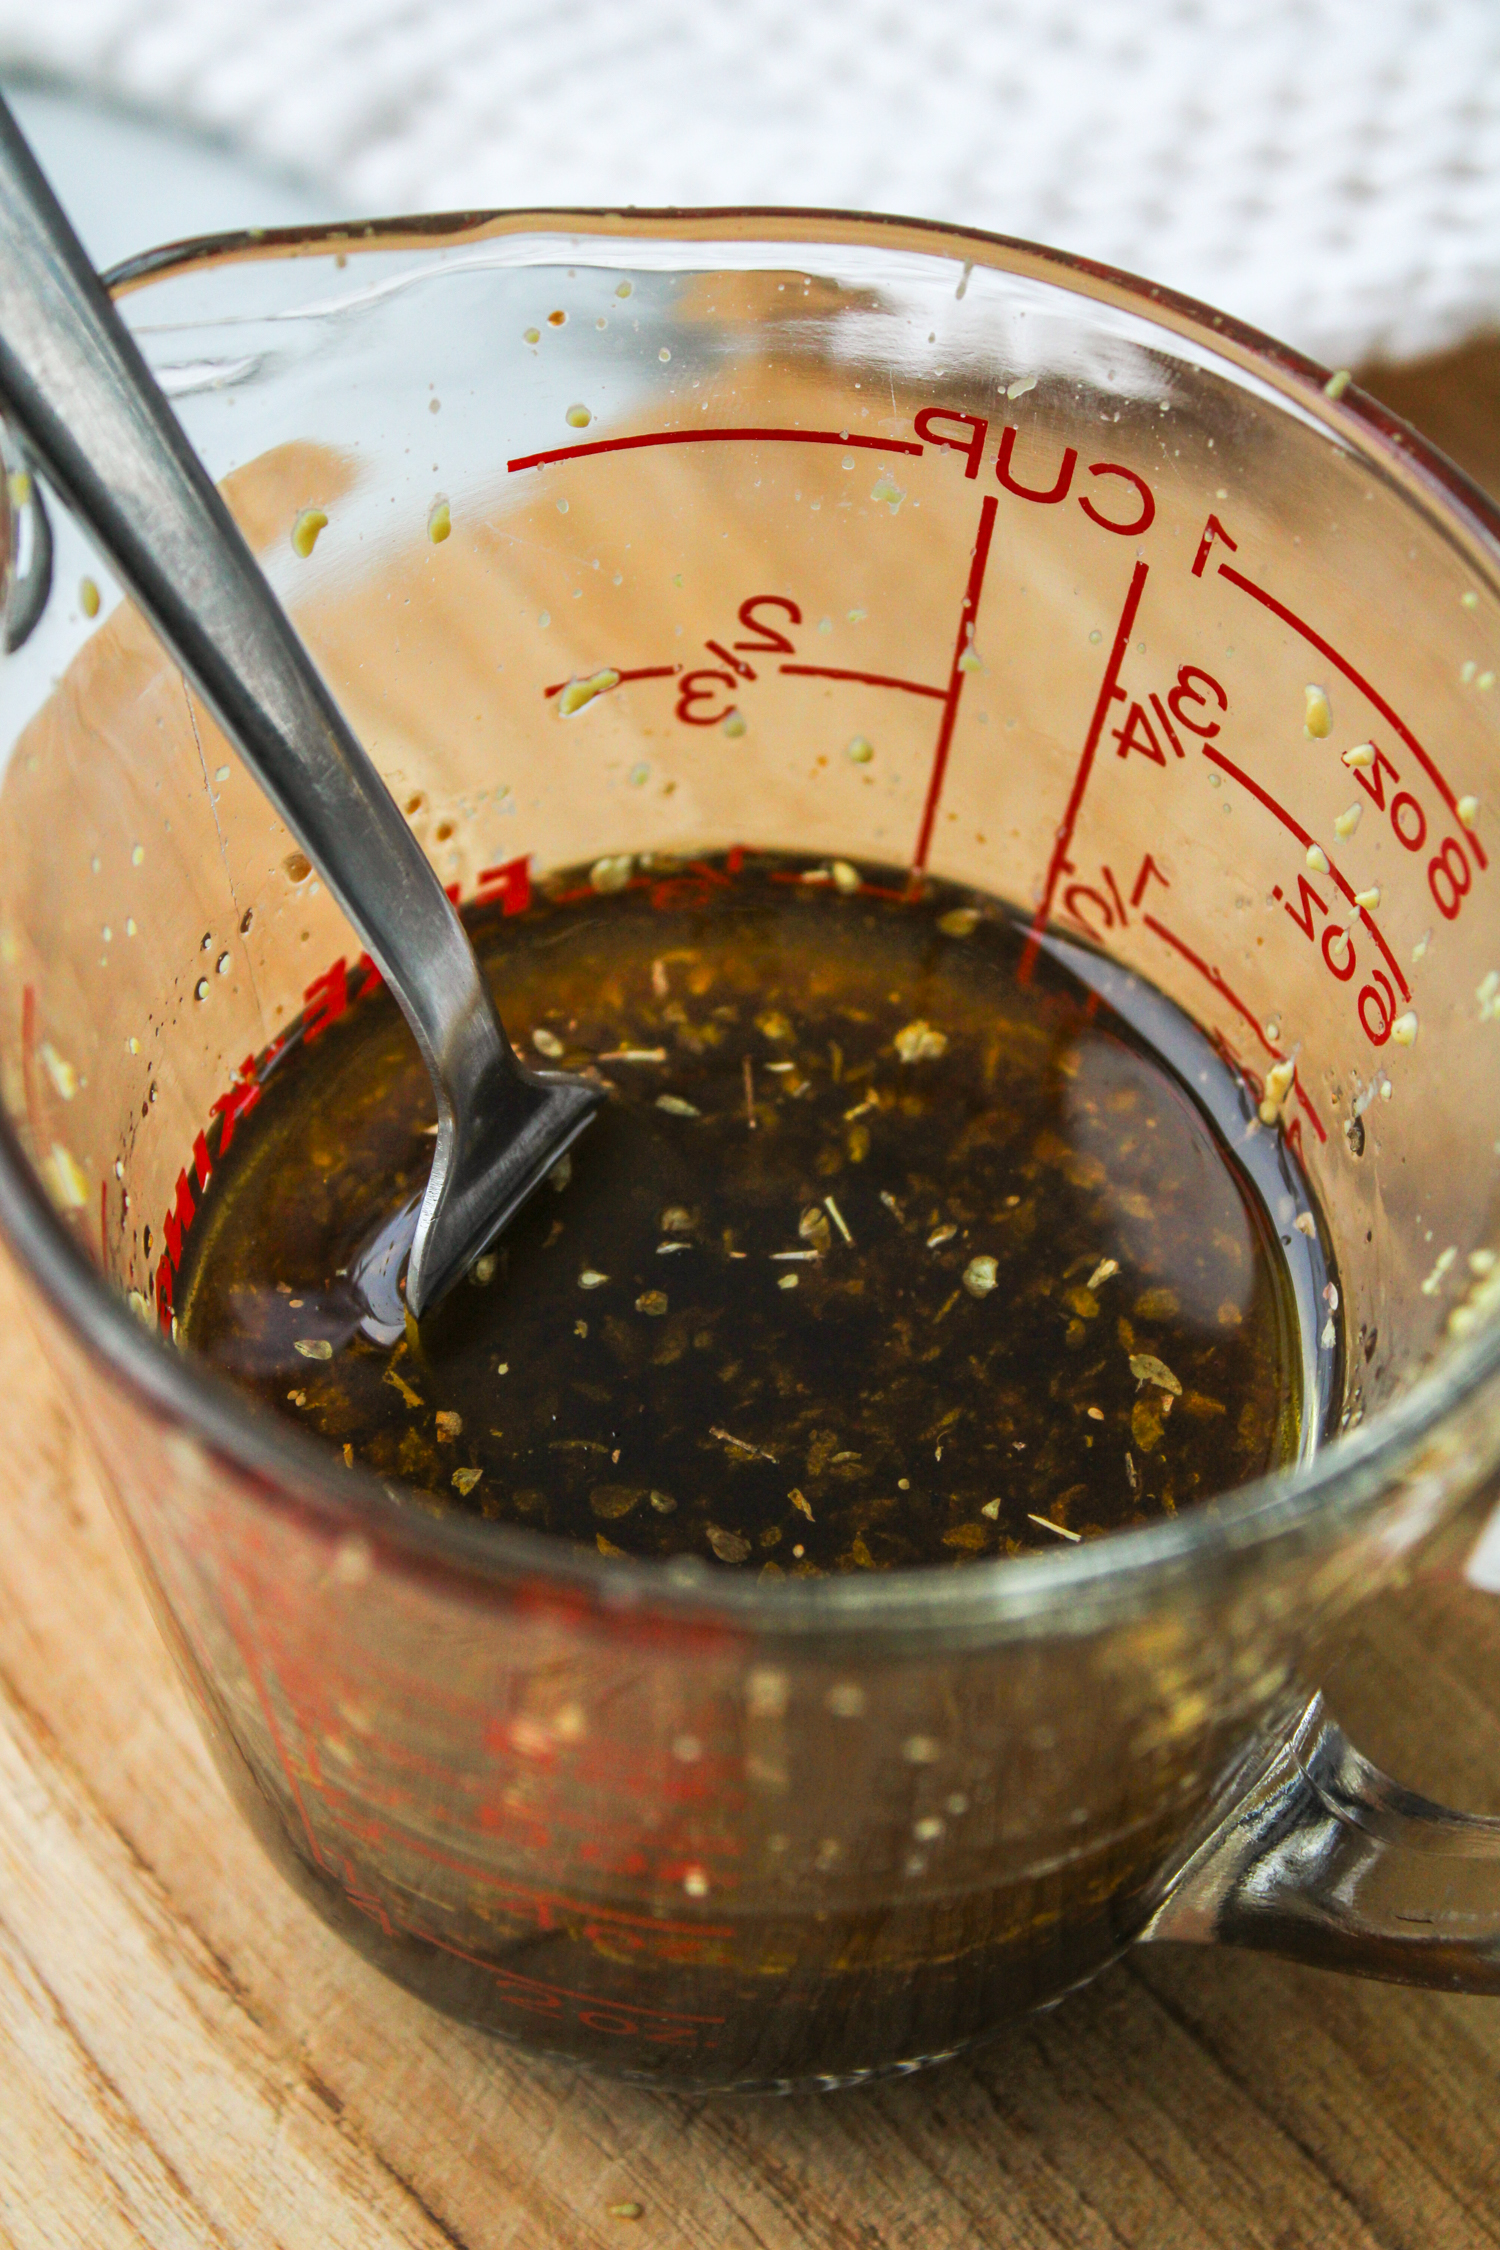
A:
3;0;1499;367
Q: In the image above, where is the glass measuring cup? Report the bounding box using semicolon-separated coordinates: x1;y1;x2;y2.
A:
1;208;1499;2090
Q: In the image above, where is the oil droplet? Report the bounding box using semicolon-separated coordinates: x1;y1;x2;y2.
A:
659;346;672;363
616;279;633;298
523;326;540;343
427;498;451;543
79;577;100;618
291;508;327;558
565;403;592;429
846;735;874;764
194;978;209;1002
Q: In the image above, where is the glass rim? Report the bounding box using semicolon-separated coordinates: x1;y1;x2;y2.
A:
6;201;1500;1644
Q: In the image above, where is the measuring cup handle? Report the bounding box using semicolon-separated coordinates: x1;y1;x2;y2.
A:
1138;1694;1500;1989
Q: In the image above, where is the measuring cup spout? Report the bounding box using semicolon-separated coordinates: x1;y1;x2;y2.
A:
1140;1696;1500;1989
0;93;602;1322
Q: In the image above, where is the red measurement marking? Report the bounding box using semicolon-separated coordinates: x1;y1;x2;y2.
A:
301;958;348;1045
273;1745;742;1926
412;1929;725;2040
210;1058;262;1157
914;406;987;478
1149;690;1187;759
476;854;532;915
1059;848;1168;943
1191;512;1237;578
550;854;735;911
779;663;946;700
161;1168;197;1269
1202;743;1411;1002
1078;461;1155;538
734;596;801;653
1131;853;1169;908
1218;560;1486;873
1023;557;1150;975
508;426;924;475
352;949;384;1000
910;492;1001;877
1142;912;1328;1144
543;664;679;698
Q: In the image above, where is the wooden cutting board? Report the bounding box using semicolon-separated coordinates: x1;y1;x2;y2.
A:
4;347;1500;2250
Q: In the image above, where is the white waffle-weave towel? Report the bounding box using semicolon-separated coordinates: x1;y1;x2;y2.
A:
2;0;1498;367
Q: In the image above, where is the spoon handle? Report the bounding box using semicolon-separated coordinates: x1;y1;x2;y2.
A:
0;96;518;1134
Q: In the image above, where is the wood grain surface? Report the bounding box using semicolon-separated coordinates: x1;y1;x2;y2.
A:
5;347;1500;2250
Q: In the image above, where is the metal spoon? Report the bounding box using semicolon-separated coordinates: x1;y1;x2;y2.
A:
0;95;602;1323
